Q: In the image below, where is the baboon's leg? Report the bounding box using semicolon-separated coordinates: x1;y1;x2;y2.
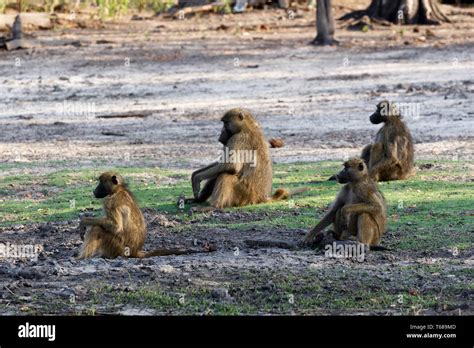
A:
334;208;354;240
100;233;125;258
78;226;123;259
347;214;359;238
78;226;103;259
361;145;372;165
210;174;241;208
357;213;380;246
194;178;217;203
386;164;403;181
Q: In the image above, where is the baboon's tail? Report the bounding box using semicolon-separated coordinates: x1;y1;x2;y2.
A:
269;187;308;202
245;239;298;250
138;244;217;258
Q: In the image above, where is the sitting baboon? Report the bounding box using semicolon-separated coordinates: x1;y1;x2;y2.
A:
361;100;415;181
78;171;215;259
188;108;302;208
304;158;387;247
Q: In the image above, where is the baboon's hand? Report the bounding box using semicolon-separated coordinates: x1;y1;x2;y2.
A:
303;229;323;246
78;220;87;241
192;177;201;199
303;230;315;245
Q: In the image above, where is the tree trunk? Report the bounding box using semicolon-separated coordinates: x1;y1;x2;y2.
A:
312;0;337;45
340;0;450;25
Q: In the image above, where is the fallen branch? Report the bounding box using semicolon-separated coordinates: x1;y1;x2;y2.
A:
171;2;225;18
101;131;126;137
5;38;35;50
96;113;151;119
0;13;52;31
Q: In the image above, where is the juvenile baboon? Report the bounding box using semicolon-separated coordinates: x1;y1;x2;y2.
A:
78;171;215;259
188;108;304;208
361;100;415;181
304;158;387;247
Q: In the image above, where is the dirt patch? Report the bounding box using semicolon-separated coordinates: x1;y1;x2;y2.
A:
0;2;472;315
0;5;473;170
0;209;471;315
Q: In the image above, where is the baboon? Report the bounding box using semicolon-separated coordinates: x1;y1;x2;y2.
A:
188;108;304;208
361;100;415;181
304;158;387;247
78;171;215;259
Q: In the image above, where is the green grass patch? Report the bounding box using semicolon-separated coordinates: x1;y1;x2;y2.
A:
0;160;472;253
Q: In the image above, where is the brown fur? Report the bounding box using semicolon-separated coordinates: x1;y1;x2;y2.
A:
269;138;285;148
189;108;303;208
304;158;387;247
361;100;415;181
78;172;215;259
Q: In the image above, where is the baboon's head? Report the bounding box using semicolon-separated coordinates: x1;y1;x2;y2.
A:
219;108;257;144
370;100;400;124
94;171;124;198
335;158;368;184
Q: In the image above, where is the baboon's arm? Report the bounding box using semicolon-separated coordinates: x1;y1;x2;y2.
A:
306;208;336;236
192;162;242;198
79;211;123;235
371;141;399;174
342;203;381;216
191;162;219;180
304;197;345;245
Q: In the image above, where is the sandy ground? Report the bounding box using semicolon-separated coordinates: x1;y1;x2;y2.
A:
0;2;473;171
0;2;473;315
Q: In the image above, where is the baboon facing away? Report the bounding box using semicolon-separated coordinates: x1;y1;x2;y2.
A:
304;158;387;247
78;171;215;259
361;100;415;182
189;108;302;209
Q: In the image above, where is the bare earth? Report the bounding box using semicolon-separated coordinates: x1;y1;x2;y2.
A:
0;1;473;315
0;2;473;170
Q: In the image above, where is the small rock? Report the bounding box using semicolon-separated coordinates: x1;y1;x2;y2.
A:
158;265;175;274
211;288;233;301
16;268;42;280
150;214;178;228
50;287;75;298
259;281;275;291
119;307;157;315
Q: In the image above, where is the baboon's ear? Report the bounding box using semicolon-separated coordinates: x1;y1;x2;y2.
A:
238;111;244;120
358;163;364;171
111;175;118;185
